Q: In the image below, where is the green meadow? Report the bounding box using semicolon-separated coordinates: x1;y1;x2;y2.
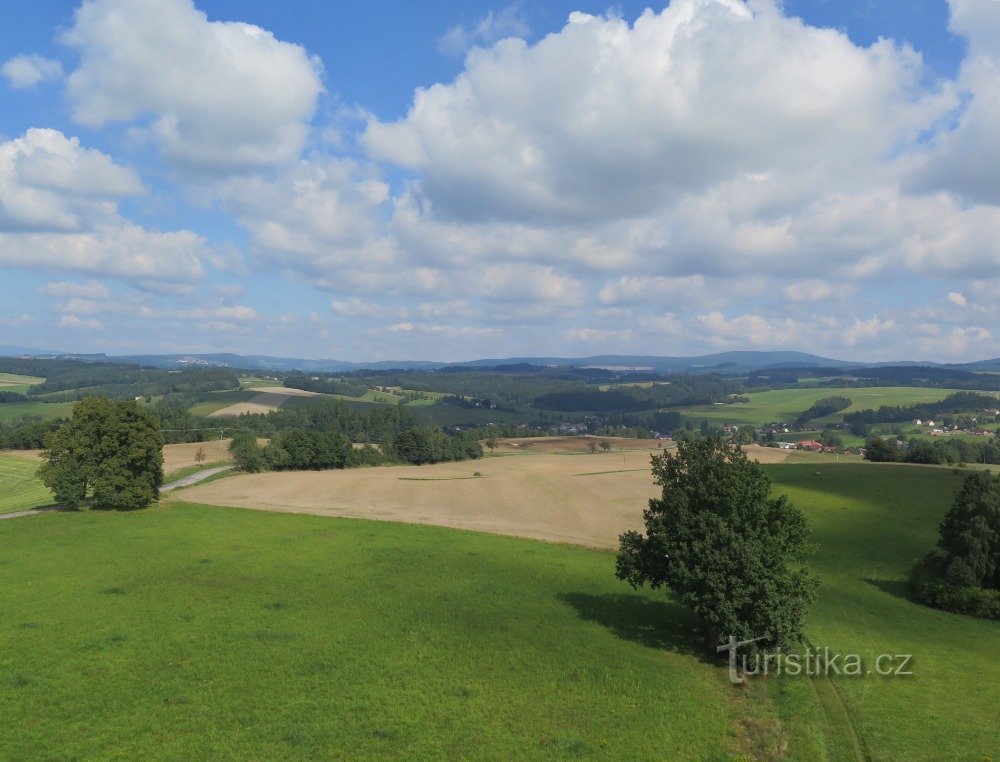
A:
0;506;757;759
0;458;996;758
0;453;53;514
677;386;966;428
0;372;45;396
768;463;1000;760
0;400;75;424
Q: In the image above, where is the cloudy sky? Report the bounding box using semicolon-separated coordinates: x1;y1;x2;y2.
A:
1;0;998;362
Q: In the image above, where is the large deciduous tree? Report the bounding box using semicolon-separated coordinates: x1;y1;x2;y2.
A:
38;397;164;510
616;438;816;652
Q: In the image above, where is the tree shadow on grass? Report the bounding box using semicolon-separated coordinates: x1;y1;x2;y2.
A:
557;592;710;661
863;577;912;603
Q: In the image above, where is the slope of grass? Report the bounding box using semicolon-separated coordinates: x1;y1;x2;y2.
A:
0;401;75;424
187;390;260;417
0;453;54;514
678;386;966;428
0;372;45;388
765;463;1000;760
0;504;802;759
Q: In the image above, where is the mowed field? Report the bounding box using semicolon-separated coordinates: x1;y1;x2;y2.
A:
0;400;75;424
179;440;818;548
0;504;783;759
206;387;323;418
677;386;970;428
0;452;54;514
0;438;997;756
0;372;44;396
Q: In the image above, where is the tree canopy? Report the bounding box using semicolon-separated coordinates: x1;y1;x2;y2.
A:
38;397;164;510
616;438;816;652
910;471;1000;619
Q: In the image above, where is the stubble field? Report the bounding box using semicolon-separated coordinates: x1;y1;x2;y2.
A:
178;439;817;548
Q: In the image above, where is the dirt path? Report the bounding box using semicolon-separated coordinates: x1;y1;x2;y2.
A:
162;466;234;492
0;507;59;521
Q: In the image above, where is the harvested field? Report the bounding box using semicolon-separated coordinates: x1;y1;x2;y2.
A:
495;436;665;453
178;441;818;548
162;439;235;476
207;387;322;418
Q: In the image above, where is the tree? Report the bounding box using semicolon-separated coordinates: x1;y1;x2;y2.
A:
910;471;1000;619
863;436;900;462
195;446;207;464
38;397;164;510
588;441;598;453
616;439;816;652
938;471;1000;589
230;431;267;473
599;439;612;452
485;436;497;453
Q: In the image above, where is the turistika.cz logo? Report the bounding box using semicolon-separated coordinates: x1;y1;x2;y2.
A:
717;635;914;685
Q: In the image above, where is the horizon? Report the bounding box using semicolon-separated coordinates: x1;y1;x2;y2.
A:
3;344;997;368
2;0;999;361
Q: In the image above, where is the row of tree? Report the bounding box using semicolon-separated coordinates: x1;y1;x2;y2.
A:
864;436;1000;465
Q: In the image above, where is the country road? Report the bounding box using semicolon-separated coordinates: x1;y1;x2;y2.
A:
0;466;235;521
162;466;234;492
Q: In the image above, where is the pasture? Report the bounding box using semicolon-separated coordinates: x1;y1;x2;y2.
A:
676;386;967;428
0;400;75;424
1;439;996;757
0;505;769;759
0;452;53;514
0;372;44;396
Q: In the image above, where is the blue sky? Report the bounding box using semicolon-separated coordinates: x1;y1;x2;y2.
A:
1;0;998;361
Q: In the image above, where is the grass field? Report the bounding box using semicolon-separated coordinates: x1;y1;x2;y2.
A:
0;400;75;424
0;452;54;514
677;386;969;429
1;445;996;757
0;505;790;759
767;463;1000;759
237;376;284;389
0;372;44;396
187;390;262;417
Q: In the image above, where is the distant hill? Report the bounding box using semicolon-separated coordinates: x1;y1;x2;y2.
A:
5;348;1000;374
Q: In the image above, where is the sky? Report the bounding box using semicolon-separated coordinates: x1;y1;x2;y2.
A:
0;0;998;363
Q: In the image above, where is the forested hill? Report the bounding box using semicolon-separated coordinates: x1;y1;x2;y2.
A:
0;358;239;400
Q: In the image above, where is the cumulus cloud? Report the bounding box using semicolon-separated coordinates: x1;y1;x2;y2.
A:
61;0;323;172
2;54;63;89
905;1;1000;204
0;128;141;232
368;0;942;225
438;4;530;57
59;314;104;330
0;128;207;286
39;280;111;299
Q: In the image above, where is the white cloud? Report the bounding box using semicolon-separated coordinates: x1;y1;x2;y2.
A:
62;0;323;172
842;317;896;347
438;5;530;56
947;291;968;307
563;327;632;343
0;128;207;286
331;298;405;319
368;0;941;226
599;275;706;306
905;1;1000;204
0;223;206;284
58;314;104;330
39;280;110;299
2;54;63;89
0;128;142;232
